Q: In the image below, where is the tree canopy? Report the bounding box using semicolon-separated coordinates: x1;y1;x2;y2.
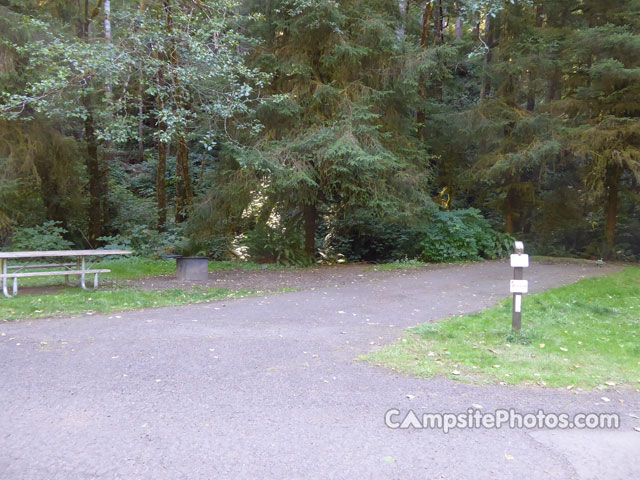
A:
1;0;638;262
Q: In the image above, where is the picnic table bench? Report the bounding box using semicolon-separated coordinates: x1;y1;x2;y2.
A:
0;249;132;297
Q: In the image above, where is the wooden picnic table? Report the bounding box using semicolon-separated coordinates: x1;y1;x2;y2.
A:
0;249;132;297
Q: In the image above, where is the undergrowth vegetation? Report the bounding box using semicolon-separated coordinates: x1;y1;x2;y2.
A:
3;210;513;267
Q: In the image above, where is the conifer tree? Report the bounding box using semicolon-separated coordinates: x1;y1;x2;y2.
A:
562;0;640;255
237;0;432;257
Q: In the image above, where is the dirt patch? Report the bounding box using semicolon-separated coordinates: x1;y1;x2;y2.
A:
8;259;620;297
0;262;449;296
122;263;453;293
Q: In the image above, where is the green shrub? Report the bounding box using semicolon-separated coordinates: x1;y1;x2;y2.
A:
8;220;73;251
418;209;513;262
321;209;426;262
201;235;232;260
324;207;511;263
98;224;186;257
106;179;156;235
243;224;312;266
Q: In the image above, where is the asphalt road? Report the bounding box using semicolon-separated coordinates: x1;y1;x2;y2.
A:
1;261;638;480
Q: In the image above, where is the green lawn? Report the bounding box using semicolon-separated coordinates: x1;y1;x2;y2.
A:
0;287;263;322
4;257;293;287
0;257;297;321
103;257;293;281
0;286;301;322
363;267;640;389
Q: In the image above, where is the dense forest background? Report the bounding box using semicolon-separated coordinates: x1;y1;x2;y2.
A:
0;0;638;264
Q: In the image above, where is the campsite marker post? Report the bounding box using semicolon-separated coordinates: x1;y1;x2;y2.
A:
510;241;529;331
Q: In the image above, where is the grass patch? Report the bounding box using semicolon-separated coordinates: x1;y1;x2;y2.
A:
0;286;290;322
363;267;640;389
102;257;175;280
5;257;297;288
103;257;293;280
0;257;299;320
371;259;429;271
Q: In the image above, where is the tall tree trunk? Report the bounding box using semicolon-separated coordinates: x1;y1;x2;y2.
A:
455;17;463;40
419;0;434;60
157;139;167;231
472;17;479;40
433;0;444;102
545;68;562;103
84;112;102;243
416;1;434;140
156;31;168;232
82;0;103;244
437;1;445;45
175;134;193;223
604;162;621;255
545;3;566;104
101;0;112;231
136;0;146;163
527;3;544;112
164;0;193;222
526;70;536;111
137;78;145;162
396;0;408;42
303;204;317;257
103;0;111;40
505;211;513;235
175;139;184;222
156;97;167;232
504;187;516;234
502;75;516;106
480;16;495;101
535;1;543;28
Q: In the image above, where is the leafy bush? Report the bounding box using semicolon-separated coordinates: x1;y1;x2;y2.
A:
323;206;510;263
243;224;312;266
99;224;186;257
173;236;209;257
106;179;157;236
9;220;73;251
417;209;513;262
200;234;232;260
321;210;428;262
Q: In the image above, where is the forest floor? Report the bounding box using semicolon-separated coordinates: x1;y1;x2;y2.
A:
123;257;609;293
1;260;639;479
126;261;440;292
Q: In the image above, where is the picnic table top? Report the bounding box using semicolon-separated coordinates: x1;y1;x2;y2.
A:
0;249;132;259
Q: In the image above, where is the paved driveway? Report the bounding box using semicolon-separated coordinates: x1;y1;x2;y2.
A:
1;261;638;479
